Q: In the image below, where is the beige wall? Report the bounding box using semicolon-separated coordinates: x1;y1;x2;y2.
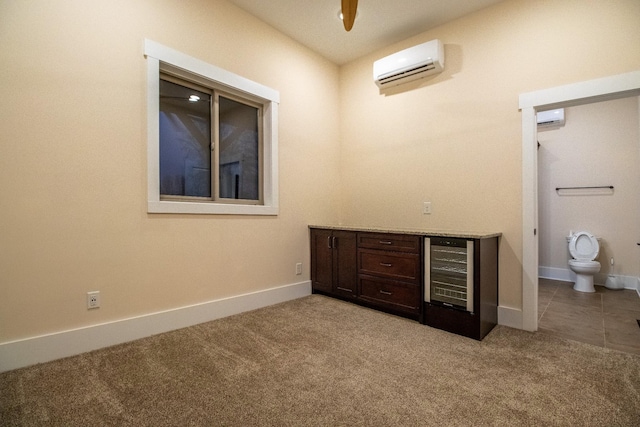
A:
338;0;640;310
0;0;341;341
2;0;640;344
538;97;640;282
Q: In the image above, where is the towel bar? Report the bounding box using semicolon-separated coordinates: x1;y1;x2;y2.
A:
555;186;614;191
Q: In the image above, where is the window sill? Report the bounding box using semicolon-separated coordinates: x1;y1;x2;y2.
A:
148;200;278;215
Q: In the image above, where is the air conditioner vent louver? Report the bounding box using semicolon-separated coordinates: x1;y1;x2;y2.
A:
378;62;436;86
373;40;444;89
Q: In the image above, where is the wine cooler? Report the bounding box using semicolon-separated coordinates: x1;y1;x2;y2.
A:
424;237;474;313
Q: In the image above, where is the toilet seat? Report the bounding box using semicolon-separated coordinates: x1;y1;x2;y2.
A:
569;231;599;261
568;259;600;270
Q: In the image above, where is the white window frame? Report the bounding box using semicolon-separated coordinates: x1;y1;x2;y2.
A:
145;39;279;215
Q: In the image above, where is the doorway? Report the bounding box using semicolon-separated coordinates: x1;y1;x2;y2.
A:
519;71;640;332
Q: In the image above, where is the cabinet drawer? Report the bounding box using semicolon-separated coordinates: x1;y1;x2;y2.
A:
359;278;420;311
358;233;420;253
358;249;420;283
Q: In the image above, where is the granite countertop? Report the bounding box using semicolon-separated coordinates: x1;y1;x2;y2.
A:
309;225;501;239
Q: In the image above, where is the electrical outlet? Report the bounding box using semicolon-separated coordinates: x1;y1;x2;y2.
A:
295;262;302;275
87;291;100;309
423;202;432;215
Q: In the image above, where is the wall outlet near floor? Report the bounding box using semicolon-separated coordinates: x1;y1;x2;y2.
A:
423;201;432;215
87;291;100;309
296;262;302;275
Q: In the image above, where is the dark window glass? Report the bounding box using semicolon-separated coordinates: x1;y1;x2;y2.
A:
159;80;211;198
218;96;259;201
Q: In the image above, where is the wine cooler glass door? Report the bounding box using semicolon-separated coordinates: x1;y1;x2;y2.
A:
425;237;474;313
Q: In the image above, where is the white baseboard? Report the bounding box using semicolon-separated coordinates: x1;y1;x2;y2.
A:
539;266;639;290
624;275;640;291
498;305;523;330
0;281;311;373
538;266;574;283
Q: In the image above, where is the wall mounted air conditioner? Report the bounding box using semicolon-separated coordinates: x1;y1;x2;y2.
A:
537;108;565;130
373;39;444;89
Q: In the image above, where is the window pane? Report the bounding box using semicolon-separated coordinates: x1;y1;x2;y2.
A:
159;80;211;198
219;96;259;201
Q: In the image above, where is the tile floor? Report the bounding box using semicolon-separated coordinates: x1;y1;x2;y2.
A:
538;278;640;355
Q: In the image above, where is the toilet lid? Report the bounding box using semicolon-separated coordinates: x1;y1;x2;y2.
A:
569;231;599;261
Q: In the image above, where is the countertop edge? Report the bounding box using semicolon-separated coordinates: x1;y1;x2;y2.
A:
309;225;501;240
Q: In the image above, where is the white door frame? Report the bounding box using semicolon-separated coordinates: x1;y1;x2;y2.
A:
519;71;640;332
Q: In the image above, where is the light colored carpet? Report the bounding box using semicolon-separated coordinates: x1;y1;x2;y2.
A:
2;295;639;426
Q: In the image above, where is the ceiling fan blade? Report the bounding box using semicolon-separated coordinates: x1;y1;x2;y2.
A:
341;0;358;32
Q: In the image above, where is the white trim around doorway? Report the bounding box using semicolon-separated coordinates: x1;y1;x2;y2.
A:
519;70;640;332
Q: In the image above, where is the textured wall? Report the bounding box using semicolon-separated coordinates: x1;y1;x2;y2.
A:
0;0;341;341
2;0;640;343
338;0;640;310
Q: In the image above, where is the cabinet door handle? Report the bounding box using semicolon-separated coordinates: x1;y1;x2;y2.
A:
379;240;392;245
379;262;393;267
327;236;332;249
379;290;392;295
332;236;337;248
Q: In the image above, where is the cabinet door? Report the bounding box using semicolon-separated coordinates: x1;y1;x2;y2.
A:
311;229;333;293
333;231;357;298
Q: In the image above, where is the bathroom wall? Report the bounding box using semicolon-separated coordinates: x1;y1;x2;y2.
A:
538;97;640;287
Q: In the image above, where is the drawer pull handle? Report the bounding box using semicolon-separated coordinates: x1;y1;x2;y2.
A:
379;262;393;267
379;240;392;245
379;290;392;295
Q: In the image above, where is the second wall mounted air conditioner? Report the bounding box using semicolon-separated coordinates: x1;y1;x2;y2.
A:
373;39;444;89
537;108;565;130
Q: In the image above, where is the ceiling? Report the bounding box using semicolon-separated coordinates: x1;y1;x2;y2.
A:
226;0;505;65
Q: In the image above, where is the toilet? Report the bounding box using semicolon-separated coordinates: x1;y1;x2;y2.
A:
567;231;601;293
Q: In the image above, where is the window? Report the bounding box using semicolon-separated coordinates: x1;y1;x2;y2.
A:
159;76;262;204
145;40;279;215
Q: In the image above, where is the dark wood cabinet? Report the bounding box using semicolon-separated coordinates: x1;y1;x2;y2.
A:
357;233;422;320
310;226;499;339
310;227;422;321
310;229;357;299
